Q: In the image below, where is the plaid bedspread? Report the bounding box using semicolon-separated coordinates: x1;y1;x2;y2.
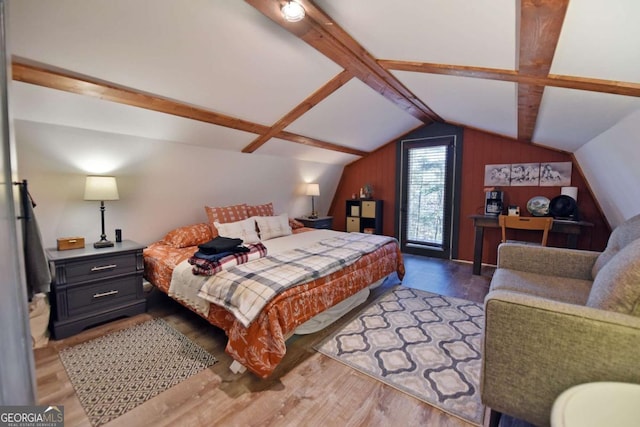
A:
188;243;268;275
197;233;396;327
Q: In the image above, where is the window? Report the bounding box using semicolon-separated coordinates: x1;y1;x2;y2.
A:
406;144;447;246
398;135;458;258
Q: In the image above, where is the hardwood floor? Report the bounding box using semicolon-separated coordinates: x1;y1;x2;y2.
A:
34;255;497;427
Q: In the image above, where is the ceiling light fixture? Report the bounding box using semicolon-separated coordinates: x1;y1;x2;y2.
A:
282;1;305;22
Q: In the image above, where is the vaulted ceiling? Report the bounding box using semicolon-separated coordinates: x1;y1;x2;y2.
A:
8;0;640;165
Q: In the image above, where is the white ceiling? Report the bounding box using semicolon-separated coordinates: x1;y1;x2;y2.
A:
7;0;640;164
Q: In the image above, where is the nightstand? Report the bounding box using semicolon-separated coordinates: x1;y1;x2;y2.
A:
295;216;333;230
47;240;146;339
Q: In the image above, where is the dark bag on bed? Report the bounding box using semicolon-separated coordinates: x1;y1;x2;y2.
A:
198;236;245;255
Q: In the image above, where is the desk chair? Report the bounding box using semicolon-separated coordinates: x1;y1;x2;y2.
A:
499;215;553;246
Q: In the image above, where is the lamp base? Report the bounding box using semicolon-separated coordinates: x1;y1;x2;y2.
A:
94;240;114;249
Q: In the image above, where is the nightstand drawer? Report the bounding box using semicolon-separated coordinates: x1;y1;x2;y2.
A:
311;218;332;229
67;275;140;317
62;253;137;283
295;216;333;230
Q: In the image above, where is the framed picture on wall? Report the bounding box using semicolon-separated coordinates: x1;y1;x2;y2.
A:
484;164;511;186
540;162;572;186
510;163;540;186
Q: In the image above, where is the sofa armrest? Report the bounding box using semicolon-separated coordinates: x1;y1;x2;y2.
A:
481;290;640;427
497;243;601;280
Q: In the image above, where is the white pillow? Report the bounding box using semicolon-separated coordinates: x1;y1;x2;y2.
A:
255;213;292;241
214;217;260;244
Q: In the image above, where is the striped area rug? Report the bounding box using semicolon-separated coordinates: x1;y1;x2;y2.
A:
59;318;218;426
316;286;485;426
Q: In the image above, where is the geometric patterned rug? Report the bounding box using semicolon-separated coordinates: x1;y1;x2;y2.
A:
59;318;218;426
315;286;485;426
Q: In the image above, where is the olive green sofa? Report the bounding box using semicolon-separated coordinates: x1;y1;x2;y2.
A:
481;213;640;427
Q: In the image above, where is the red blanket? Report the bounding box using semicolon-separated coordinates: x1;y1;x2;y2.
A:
188;243;267;276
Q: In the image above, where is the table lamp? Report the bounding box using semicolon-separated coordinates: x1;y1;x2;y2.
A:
306;183;320;219
84;176;119;248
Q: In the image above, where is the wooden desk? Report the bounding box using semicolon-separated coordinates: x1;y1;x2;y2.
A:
470;215;593;275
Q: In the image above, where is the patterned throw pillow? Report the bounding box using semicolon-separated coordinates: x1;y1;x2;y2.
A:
255;213;292;241
205;204;249;237
162;223;213;248
247;202;274;217
214;217;260;244
289;218;305;229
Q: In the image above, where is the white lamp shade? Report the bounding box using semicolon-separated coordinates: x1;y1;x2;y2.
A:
306;183;320;197
84;176;119;201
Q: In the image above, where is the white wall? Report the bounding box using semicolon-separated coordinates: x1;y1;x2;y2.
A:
15;120;343;247
575;109;640;228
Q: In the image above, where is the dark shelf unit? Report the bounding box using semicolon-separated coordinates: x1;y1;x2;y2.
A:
345;199;383;234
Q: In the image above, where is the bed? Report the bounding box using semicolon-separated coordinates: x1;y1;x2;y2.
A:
143;203;404;378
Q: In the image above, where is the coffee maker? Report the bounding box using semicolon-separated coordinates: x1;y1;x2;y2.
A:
485;191;504;216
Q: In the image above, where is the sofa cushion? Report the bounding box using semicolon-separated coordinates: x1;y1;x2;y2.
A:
587;238;640;317
490;268;592;305
592;213;640;278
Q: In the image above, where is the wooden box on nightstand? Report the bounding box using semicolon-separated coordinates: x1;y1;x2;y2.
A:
46;240;147;339
295;216;333;230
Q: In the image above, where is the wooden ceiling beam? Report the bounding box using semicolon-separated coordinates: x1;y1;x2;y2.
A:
12;62;271;135
545;74;640;97
242;70;354;153
380;60;640;97
379;61;520;82
517;0;570;141
244;0;441;124
278;131;368;157
12;61;365;156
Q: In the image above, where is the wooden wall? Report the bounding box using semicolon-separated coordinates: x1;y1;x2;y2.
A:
330;142;398;237
329;125;610;265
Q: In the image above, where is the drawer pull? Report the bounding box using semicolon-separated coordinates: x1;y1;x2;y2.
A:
93;290;119;298
91;264;117;272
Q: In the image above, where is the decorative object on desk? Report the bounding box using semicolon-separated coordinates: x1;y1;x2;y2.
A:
115;228;122;243
526;196;550;216
561;186;578;201
84;176;119;248
56;237;85;251
549;195;580;221
306;183;319;219
508;205;520;216
540;161;572;186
